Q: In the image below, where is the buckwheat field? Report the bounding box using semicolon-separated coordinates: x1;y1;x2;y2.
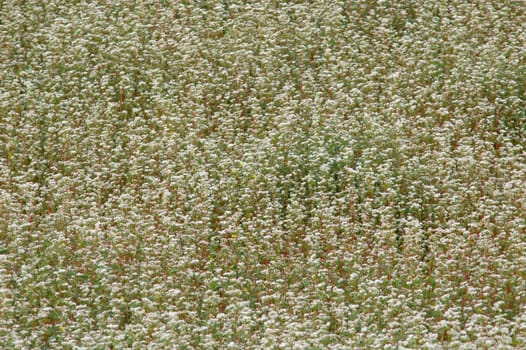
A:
1;1;525;349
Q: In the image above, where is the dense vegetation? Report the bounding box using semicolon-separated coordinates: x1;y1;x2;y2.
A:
1;0;525;348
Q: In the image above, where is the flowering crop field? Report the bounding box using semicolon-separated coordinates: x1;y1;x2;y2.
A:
1;0;525;349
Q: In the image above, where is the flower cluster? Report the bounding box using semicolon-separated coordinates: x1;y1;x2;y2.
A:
1;0;525;348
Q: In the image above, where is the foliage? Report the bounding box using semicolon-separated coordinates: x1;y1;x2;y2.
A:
1;0;525;348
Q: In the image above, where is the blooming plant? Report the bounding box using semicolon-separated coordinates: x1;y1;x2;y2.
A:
0;0;525;349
